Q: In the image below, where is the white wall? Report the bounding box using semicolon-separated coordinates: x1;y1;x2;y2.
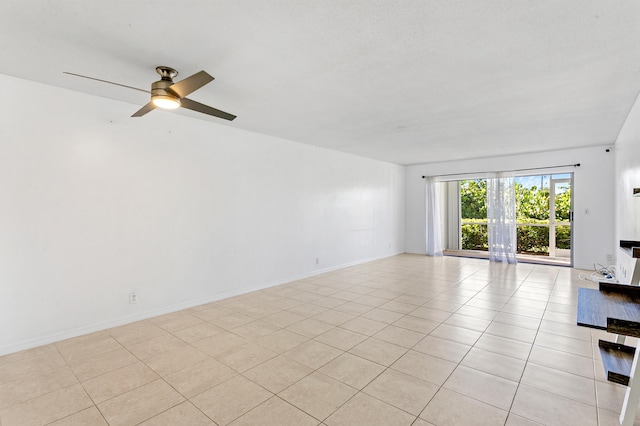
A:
0;75;405;355
405;146;615;270
614;92;640;283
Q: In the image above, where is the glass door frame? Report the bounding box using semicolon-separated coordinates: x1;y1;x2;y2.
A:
548;173;573;266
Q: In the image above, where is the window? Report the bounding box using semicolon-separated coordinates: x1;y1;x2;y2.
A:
446;173;572;265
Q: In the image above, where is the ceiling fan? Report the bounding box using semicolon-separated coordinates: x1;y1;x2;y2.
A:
64;66;236;121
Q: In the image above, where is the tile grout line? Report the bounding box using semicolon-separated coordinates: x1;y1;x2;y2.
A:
500;265;551;425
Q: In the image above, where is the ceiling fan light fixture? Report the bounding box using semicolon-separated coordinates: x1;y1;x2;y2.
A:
64;67;235;120
152;95;181;109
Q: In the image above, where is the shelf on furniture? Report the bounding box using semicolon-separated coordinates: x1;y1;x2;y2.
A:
577;288;640;337
599;281;640;296
620;240;640;258
599;340;635;386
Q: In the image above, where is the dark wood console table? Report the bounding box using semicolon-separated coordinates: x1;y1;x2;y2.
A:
577;282;640;425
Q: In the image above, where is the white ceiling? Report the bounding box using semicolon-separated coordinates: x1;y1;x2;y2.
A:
1;1;639;165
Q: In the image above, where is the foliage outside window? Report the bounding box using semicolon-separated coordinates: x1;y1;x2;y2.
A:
460;178;571;254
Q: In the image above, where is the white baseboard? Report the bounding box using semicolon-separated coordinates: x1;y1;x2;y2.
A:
0;252;403;356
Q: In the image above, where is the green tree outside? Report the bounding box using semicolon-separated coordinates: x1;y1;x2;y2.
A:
460;180;487;219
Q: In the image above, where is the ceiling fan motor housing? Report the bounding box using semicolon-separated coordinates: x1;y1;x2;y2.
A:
151;79;181;108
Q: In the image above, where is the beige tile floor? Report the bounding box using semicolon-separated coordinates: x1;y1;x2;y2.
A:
1;254;639;425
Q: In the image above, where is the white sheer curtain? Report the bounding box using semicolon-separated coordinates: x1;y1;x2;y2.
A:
425;176;443;256
487;172;517;264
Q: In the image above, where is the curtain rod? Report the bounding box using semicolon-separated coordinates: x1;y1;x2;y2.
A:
421;163;580;179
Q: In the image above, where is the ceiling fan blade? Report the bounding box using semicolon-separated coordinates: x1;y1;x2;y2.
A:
63;72;150;94
131;102;157;117
167;71;214;98
180;98;236;121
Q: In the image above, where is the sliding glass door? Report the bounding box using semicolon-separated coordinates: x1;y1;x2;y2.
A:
460;179;488;251
549;175;572;260
445;173;573;265
513;174;572;263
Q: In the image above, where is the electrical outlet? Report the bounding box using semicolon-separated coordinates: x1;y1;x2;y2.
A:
606;254;614;263
315;257;319;264
129;291;138;304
